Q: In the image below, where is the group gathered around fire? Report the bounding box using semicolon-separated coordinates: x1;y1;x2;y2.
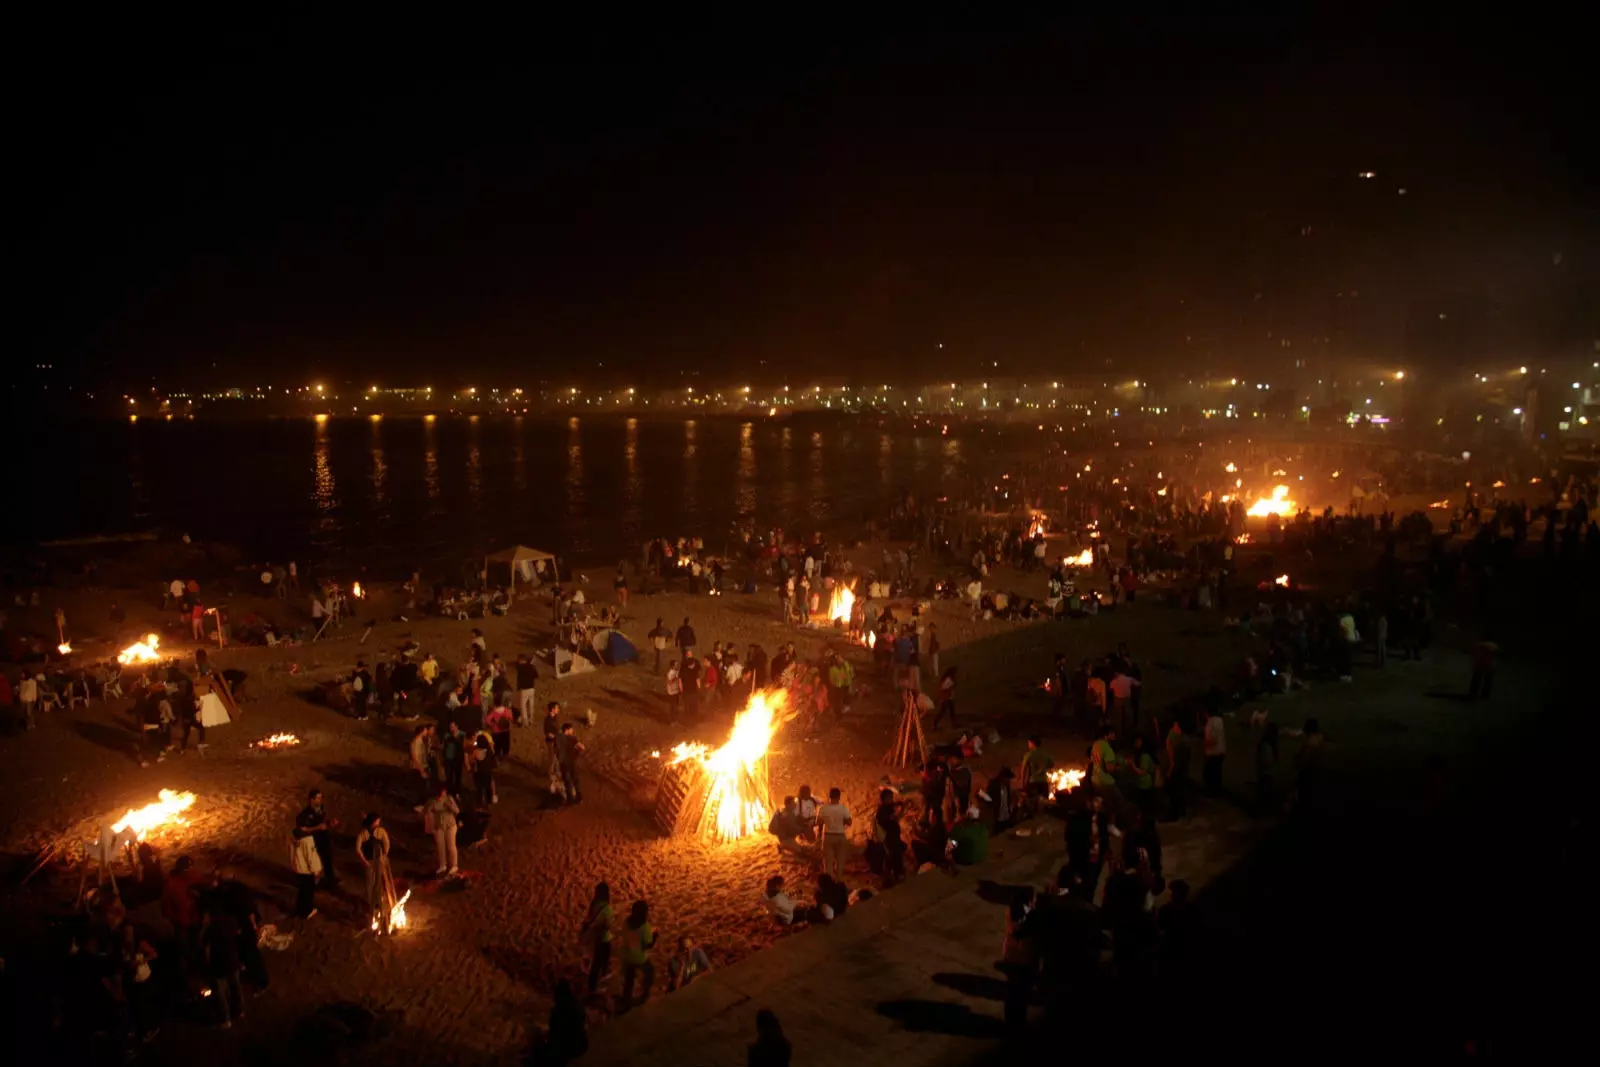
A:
9;448;1598;1063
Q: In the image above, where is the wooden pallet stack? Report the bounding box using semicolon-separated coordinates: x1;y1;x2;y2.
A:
652;760;705;837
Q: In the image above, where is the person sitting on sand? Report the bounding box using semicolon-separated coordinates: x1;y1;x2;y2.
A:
767;796;815;860
666;933;713;991
763;875;797;925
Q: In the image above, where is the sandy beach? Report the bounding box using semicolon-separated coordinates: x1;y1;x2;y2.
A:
0;527;1348;1062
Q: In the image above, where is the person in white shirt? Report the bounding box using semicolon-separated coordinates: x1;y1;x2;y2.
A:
817;788;853;880
763;875;796;924
19;673;40;730
1203;710;1227;794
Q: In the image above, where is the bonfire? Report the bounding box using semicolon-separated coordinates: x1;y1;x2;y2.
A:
251;733;302;750
351;581;365;598
1234;533;1252;545
118;633;163;666
1428;499;1452;509
1046;767;1085;794
664;689;786;842
374;888;412;933
1246;485;1296;518
57;642;73;655
1274;574;1291;587
111;789;197;841
1062;548;1094;568
826;581;855;624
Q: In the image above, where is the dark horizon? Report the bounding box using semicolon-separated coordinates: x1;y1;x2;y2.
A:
18;17;1597;393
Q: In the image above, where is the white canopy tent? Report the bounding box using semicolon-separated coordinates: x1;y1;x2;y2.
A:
485;545;560;588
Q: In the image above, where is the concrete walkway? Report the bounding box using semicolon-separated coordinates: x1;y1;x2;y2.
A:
580;801;1258;1066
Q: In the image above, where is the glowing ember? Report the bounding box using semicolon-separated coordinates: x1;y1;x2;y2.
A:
1428;499;1452;509
118;633;163;666
1234;533;1252;544
1046;767;1084;793
666;689;785;842
374;888;412;933
1246;485;1296;518
351;581;365;598
1491;480;1506;489
1274;574;1290;587
1062;548;1094;568
251;733;302;750
57;643;73;655
111;789;197;841
827;581;856;624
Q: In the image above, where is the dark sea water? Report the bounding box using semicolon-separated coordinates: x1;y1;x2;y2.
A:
26;416;967;574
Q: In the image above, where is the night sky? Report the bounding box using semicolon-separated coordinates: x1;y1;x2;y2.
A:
19;18;1596;389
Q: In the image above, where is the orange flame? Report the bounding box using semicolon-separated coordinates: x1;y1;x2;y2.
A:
57;642;73;655
1063;548;1094;567
1247;485;1296;518
667;690;786;841
118;633;163;665
111;789;197;840
827;582;855;624
1274;574;1290;587
374;888;412;933
1046;768;1084;793
351;581;365;598
251;733;302;750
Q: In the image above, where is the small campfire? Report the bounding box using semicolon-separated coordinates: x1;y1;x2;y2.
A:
118;633;163;666
1274;574;1291;587
656;689;787;842
250;733;302;750
374;888;412;933
112;789;197;841
1428;499;1452;509
1062;548;1094;568
57;642;73;655
1234;533;1252;544
351;581;366;599
1046;767;1085;794
1026;514;1048;539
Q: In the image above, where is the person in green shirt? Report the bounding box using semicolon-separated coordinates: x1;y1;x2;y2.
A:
950;805;990;865
580;882;615;996
1089;725;1122;802
826;653;854;722
618;899;657;1010
1128;732;1159;819
1020;736;1055;811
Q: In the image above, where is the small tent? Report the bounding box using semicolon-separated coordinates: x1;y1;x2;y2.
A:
485;545;559;589
535;645;595;678
590;628;639;666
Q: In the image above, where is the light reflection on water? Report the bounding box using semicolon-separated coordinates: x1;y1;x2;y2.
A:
40;416;966;572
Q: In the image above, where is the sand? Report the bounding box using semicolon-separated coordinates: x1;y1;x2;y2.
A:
1;536;1278;1063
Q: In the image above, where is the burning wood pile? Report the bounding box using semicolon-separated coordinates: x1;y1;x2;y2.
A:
1046;767;1085;795
373;888;411;934
250;733;302;750
112;789;198;841
653;690;789;842
1062;548;1094;568
118;633;164;666
1246;485;1297;518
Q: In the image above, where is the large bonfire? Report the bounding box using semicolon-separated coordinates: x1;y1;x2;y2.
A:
111;789;197;840
1246;485;1296;518
826;581;855;624
118;633;164;666
665;689;787;842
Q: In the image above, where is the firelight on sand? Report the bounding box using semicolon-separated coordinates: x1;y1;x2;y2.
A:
111;789;197;841
118;634;163;665
667;689;785;842
1246;485;1296;518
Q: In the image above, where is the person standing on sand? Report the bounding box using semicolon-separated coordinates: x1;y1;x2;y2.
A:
648;618;669;673
18;671;38;730
424;784;460;876
557;722;586;804
513;653;539;726
442;722;467;796
617;900;657;1011
614;567;629;610
666;660;683;717
817;787;852;881
543;702;563;770
409;724;437;808
1165;716;1192;820
486;702;513;760
679;650;702;722
580;882;615;996
289;827;321;919
296;789;339;890
676;617;697;654
354;813;399;935
933;666;958;728
540;980;589;1066
747;643;768;691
